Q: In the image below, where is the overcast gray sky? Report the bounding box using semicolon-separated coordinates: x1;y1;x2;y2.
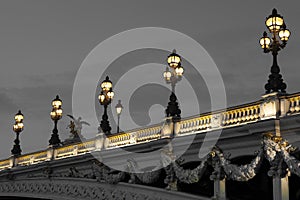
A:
0;0;300;158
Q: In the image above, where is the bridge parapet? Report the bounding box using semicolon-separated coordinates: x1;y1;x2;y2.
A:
286;93;300;114
0;92;299;171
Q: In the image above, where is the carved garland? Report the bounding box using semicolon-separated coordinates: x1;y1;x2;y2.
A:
172;159;207;184
281;147;300;176
212;146;264;181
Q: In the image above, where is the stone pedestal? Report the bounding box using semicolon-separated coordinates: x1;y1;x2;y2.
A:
213;178;226;200
273;175;289;200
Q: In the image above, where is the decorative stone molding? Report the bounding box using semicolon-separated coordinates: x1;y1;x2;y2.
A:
260;92;279;120
0;179;204;200
211;113;221;129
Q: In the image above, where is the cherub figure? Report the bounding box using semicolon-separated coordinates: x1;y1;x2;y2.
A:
67;115;90;136
67;121;78;138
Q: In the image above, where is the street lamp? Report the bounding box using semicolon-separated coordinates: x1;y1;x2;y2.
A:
259;8;291;94
115;100;123;133
11;110;24;156
49;95;63;146
98;76;114;135
164;49;183;119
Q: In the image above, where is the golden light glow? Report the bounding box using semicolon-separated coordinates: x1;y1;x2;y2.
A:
163;70;172;81
13;122;24;132
14;111;24;123
167;50;181;68
101;81;112;91
51;95;63;120
17;122;24;129
52;95;62;109
260;34;271;49
13;110;24;132
13;124;18;131
279;28;290;41
98;93;105;103
50;108;62;120
101;76;113;91
175;66;184;76
56;109;63;116
52;100;62;108
50;111;56;118
107;90;114;99
266;16;283;32
265;9;284;32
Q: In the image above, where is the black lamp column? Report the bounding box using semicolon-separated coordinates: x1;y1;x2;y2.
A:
98;76;114;136
11;110;24;156
49;95;63;146
163;49;184;120
259;8;291;94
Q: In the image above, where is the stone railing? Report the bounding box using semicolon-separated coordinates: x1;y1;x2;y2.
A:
106;133;131;148
178;102;261;135
136;125;162;142
287;94;300;114
77;140;96;154
0;159;11;171
106;124;162;148
178;114;212;135
53;140;96;159
0;92;300;171
221;104;260;126
20;151;48;166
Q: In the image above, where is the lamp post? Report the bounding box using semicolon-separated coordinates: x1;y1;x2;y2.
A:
49;95;63;146
163;49;184;119
259;8;291;94
98;76;114;135
11;110;24;156
115;100;123;133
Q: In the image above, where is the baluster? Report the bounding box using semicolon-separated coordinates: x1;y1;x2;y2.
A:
191;120;194;131
232;112;236;123
245;108;250;121
199;119;203;129
229;112;233;124
204;118;208;128
186;121;190;132
191;120;195;132
237;111;241;122
241;109;246;121
255;107;260;119
225;112;229;124
295;98;300;112
289;98;295;113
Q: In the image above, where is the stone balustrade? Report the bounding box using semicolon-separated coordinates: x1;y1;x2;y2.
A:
287;94;300;114
107;133;131;148
0;92;300;171
77;140;96;154
178;115;211;135
55;144;78;159
136;125;162;142
222;104;260;126
0;159;10;171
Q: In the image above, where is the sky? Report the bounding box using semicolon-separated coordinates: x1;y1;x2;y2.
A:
0;0;300;158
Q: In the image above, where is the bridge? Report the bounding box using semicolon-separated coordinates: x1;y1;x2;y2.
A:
0;7;300;200
0;92;300;199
